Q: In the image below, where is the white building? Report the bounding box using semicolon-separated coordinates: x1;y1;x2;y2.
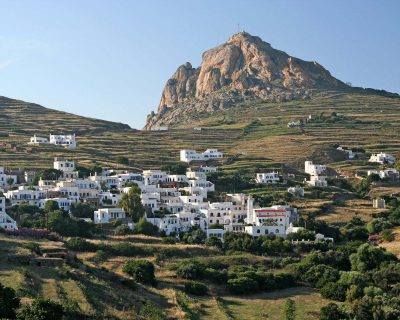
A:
143;170;167;185
304;161;326;176
206;228;225;240
94;208;126;224
369;153;396;165
245;196;298;237
306;175;328;187
0;196;17;230
255;172;280;184
49;134;77;149
29;135;48;145
5;187;46;206
368;168;399;180
305;161;328;188
180;149;223;163
0;167;17;189
54;158;79;180
40;197;73;211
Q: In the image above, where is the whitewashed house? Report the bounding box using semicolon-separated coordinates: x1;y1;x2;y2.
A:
0;197;17;230
29;135;48;145
307;175;328;187
206;228;226;240
202;149;223;160
368;168;400;180
305;161;328;187
54;158;79;180
40;197;72;211
180;149;223;163
49;134;77;149
146;214;180;235
369;153;396;165
94;208;126;224
0;167;17;189
245;196;298;237
143;170;167;185
256;172;280;184
180;150;204;163
0;197;18;230
305;161;326;176
99;191;121;206
5;187;46;206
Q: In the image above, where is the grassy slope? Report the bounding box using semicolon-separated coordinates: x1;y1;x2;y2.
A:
0;92;399;172
0;234;331;320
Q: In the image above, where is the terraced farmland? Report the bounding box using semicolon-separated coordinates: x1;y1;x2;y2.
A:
0;92;399;174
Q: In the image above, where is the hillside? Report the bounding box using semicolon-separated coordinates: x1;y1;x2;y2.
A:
0;92;400;175
0;96;131;135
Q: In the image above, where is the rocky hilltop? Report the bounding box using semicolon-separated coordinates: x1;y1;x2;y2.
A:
145;31;348;129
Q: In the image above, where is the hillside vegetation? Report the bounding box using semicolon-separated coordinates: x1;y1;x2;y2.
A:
0;92;399;174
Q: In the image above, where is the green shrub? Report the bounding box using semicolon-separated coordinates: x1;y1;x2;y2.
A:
176;262;205;280
227;276;258;294
66;237;97;252
134;218;159;236
319;303;347;320
24;242;41;255
184;281;208;296
138;301;166;320
203;268;228;284
320;282;347;302
114;224;132;236
122;259;156;285
17;298;64;320
0;284;20;319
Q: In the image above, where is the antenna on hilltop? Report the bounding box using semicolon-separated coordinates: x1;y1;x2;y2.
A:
237;23;241;33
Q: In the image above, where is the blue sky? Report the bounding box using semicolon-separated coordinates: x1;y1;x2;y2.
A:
0;1;399;128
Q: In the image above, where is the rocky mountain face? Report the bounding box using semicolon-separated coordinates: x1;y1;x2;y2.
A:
145;32;348;129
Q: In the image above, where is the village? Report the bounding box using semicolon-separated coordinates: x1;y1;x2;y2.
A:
2;137;398;244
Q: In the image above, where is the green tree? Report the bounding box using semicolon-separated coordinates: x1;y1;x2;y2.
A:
205;236;223;249
34;169;63;184
283;298;296;320
17;298;64;320
286;229;315;241
119;188;145;222
134;218;159;236
43;200;59;212
0;283;20;319
319;303;347;320
70;203;94;219
350;243;396;272
320;282;347;302
122;259;156;285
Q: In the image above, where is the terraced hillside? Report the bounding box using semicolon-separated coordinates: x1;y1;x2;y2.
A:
0;92;399;173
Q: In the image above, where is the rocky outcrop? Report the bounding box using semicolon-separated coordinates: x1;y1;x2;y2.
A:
145;32;348;129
